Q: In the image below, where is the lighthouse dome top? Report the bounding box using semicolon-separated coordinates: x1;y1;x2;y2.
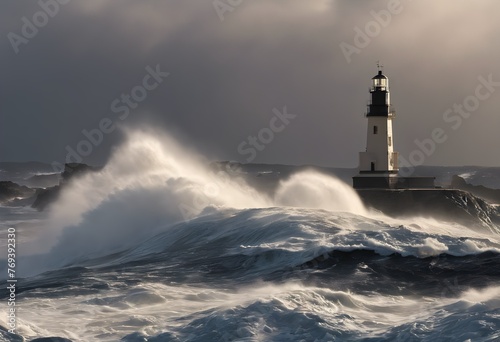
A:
372;70;388;80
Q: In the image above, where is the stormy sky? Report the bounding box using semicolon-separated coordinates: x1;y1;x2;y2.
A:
1;0;500;168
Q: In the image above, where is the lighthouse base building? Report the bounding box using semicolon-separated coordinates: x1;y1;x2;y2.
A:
353;68;435;190
352;174;436;189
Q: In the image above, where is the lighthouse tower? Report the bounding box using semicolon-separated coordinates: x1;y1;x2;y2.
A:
353;66;399;189
353;66;436;189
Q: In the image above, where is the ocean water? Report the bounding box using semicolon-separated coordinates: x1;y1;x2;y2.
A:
1;130;499;342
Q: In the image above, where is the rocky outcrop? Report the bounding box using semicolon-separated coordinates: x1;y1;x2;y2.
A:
31;163;99;211
357;189;500;227
61;163;98;183
0;181;36;205
451;175;500;204
31;186;61;211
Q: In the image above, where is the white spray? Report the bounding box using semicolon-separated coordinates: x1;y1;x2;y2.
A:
17;128;368;272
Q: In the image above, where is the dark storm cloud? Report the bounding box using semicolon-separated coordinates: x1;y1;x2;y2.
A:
1;0;500;167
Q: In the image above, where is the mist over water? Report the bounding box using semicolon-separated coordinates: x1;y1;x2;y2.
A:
275;171;367;214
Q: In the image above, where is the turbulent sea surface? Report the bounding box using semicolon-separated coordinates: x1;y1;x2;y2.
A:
1;131;500;341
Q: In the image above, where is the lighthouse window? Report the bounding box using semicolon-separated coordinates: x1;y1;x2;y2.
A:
372;78;387;90
388;137;392;146
373;126;378;134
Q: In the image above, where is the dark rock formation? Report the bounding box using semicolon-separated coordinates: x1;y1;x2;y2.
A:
31;186;61;211
357;189;500;227
451;175;500;204
31;163;99;211
61;163;99;183
0;181;36;205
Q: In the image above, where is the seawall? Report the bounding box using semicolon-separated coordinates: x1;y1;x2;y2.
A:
356;188;500;227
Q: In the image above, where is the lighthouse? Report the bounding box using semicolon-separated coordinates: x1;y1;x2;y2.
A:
353;66;435;189
360;66;398;173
